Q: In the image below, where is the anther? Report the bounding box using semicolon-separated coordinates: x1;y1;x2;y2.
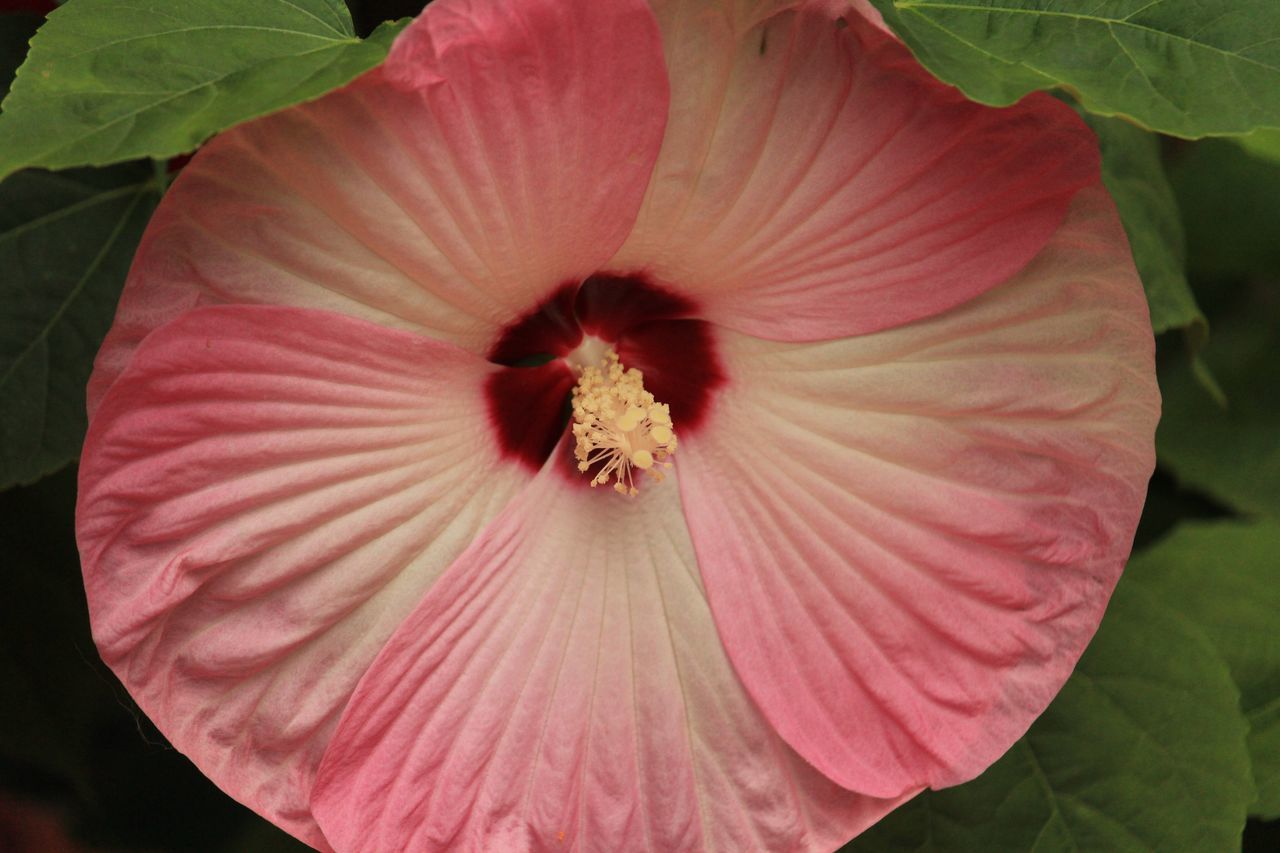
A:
570;349;678;497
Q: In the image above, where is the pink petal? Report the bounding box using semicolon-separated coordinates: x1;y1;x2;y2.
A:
664;0;803;29
678;186;1159;797
846;0;890;32
311;449;908;851
88;0;668;413
77;306;531;847
612;2;1097;341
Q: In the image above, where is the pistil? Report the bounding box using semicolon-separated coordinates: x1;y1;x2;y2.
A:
571;349;677;496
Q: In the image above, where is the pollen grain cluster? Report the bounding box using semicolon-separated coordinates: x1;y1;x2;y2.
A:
571;350;677;496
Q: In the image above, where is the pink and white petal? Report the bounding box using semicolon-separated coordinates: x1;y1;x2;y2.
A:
678;186;1159;797
660;0;803;30
846;0;890;31
89;0;668;413
612;2;1097;342
77;306;531;848
311;451;909;852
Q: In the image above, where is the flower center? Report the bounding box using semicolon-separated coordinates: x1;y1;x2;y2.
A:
483;273;725;486
570;348;677;496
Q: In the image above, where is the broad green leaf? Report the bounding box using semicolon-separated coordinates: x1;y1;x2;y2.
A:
1128;521;1280;819
846;576;1254;852
0;0;404;180
868;0;1280;138
1085;114;1201;338
1237;128;1280;163
0;163;159;488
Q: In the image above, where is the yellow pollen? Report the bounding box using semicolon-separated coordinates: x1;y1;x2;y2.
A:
571;349;678;497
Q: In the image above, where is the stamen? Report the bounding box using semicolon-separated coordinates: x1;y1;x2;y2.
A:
571;349;678;497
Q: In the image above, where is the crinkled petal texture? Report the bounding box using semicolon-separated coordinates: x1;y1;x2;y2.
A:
311;452;909;852
613;1;1098;341
87;0;668;413
77;307;530;848
677;186;1160;798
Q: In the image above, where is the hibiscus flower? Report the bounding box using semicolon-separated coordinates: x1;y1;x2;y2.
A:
75;0;1159;849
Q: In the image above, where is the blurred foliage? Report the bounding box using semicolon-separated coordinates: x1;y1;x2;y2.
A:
1130;521;1280;820
1173;140;1280;285
1159;143;1280;519
1086;114;1201;339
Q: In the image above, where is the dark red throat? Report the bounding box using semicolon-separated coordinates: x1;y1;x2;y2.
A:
485;273;726;473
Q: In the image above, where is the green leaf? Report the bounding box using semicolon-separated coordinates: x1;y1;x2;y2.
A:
1236;128;1280;163
846;576;1254;852
1156;275;1280;520
1085;114;1201;339
0;0;404;180
0;163;159;489
868;0;1280;138
1128;520;1280;819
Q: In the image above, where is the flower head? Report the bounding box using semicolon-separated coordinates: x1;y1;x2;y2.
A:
77;0;1159;850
